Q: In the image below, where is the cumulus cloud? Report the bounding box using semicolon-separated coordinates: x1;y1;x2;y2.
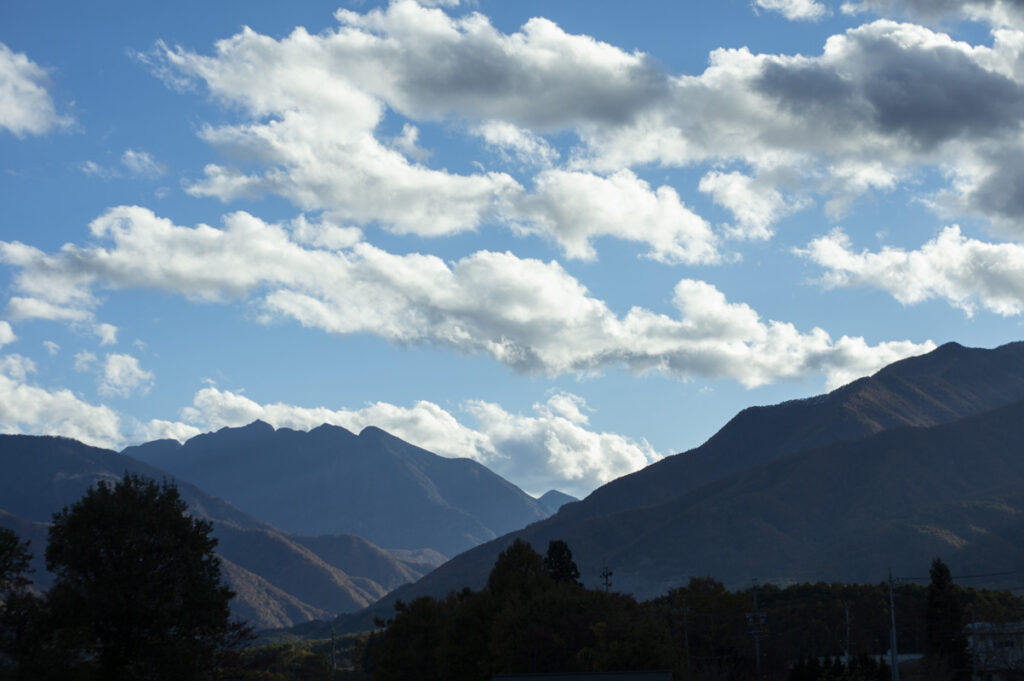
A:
0;321;14;349
98;353;154;397
0;369;122;449
95;323;118;346
0;354;36;382
176;387;659;496
573;20;1024;235
43;340;59;356
512;169;719;263
756;0;830;21
842;0;1024;28
698;170;809;239
140;3;1024;237
474;121;559;168
0;205;932;388
0;42;69;136
132;418;202;443
464;393;662;497
138;3;731;261
800;225;1024;315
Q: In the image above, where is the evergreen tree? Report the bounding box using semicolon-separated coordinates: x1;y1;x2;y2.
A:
543;539;581;587
925;557;971;681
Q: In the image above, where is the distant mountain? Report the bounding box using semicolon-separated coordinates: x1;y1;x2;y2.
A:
538;490;578;514
338;341;1024;631
0;434;443;630
125;422;553;556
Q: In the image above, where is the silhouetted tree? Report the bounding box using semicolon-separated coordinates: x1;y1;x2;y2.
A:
543;539;581;587
0;527;39;679
45;473;236;681
486;539;550;600
925;557;971;681
0;529;31;599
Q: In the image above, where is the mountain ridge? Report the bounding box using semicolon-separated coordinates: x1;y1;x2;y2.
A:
125;421;553;555
333;340;1024;632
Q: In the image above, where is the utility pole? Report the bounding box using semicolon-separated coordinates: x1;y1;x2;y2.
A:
600;566;613;592
747;578;766;681
889;568;901;681
844;600;851;668
331;626;336;681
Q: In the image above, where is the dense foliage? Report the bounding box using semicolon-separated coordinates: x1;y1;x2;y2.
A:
0;474;247;681
365;541;1024;681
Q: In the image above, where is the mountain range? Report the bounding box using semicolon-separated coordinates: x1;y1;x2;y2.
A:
335;341;1024;631
124;422;556;556
6;339;1024;636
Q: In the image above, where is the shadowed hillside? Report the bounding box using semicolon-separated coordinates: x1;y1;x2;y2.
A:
334;341;1024;632
0;434;442;630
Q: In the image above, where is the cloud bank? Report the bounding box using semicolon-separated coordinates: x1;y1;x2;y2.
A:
0;206;932;388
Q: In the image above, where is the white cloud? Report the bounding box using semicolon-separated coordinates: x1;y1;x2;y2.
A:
142;4;730;260
121;149;167;177
43;340;59;356
73;350;97;372
95;323;118;346
132;418;202;444
474;121;559;168
464;393;662;497
755;0;830;21
0;42;69;136
842;0;1024;28
0;354;36;382
0;371;122;449
0;206;932;389
98;353;154;398
6;297;92;322
0;321;14;349
177;387;659;497
511;169;720;264
698;170;809;240
140;4;1024;240
799;225;1024;316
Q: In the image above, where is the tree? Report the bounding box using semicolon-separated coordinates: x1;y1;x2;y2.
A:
45;473;235;681
543;540;581;587
925;557;971;681
0;529;31;600
0;527;38;678
486;539;550;600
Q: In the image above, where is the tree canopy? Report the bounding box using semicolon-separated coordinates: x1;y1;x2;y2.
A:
45;473;235;681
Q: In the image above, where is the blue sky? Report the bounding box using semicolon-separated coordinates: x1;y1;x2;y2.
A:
2;0;1024;498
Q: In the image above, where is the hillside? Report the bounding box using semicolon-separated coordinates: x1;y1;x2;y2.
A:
0;434;441;630
125;422;553;555
337;341;1024;631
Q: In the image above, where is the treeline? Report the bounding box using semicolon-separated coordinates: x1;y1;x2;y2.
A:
360;539;1024;681
4;476;1024;681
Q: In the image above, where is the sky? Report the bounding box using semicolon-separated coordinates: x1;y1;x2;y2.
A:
2;0;1024;499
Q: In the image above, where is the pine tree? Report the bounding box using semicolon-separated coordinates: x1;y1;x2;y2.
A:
925;557;971;681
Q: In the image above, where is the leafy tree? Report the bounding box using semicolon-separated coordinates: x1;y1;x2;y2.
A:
486;538;550;600
45;473;236;681
543;540;581;587
0;529;31;599
0;528;39;679
925;557;971;681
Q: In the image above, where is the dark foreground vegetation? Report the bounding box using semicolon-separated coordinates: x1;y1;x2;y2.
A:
360;540;1024;681
2;476;1023;681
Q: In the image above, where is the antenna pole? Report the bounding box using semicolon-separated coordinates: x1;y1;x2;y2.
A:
889;568;900;681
